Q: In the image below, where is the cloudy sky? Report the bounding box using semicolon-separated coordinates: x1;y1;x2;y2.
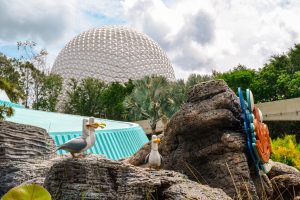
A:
1;0;300;79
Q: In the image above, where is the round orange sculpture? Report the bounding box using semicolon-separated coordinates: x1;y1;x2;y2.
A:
253;106;272;163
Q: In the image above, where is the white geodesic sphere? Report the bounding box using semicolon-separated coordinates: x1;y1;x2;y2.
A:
51;26;176;83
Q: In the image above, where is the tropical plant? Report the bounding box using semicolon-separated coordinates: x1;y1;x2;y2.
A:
0;104;14;121
186;73;212;90
167;79;187;116
271;135;300;170
0;77;23;102
1;184;51;200
124;75;174;134
0;77;22;120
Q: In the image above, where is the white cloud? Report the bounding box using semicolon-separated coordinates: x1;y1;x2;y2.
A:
123;0;300;79
1;0;300;80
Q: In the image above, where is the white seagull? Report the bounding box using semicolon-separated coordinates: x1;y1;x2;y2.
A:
57;117;106;158
145;135;163;170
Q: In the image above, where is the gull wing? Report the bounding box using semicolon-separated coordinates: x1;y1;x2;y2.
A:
57;137;87;153
145;153;150;164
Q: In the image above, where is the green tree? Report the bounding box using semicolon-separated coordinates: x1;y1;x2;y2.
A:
32;74;63;111
253;44;300;102
17;41;49;108
18;61;36;107
63;78;106;116
214;65;257;95
124;76;174;134
288;44;300;72
0;53;24;101
0;53;21;88
101;80;134;120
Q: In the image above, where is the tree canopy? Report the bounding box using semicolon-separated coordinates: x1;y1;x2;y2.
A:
1;43;300;124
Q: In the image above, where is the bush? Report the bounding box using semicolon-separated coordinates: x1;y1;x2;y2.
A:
271;135;300;170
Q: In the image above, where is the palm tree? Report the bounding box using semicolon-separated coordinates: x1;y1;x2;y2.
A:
124;75;174;134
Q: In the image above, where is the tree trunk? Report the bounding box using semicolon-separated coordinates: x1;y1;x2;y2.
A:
150;121;157;135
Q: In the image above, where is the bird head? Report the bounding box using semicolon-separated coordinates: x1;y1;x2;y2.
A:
86;122;106;129
152;135;161;143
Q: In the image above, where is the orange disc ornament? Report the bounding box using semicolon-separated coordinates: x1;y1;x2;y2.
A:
253;106;272;163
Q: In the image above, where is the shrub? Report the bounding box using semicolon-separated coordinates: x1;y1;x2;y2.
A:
271;135;300;170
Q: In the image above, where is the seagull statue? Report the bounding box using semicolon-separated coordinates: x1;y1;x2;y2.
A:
57;117;106;158
145;135;163;170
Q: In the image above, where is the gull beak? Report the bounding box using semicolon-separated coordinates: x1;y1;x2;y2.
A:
87;122;106;129
153;138;161;143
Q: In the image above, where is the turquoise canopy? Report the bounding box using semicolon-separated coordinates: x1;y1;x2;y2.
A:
1;100;148;160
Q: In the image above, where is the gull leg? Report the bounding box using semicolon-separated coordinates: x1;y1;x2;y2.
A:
71;153;82;158
71;153;76;158
77;154;85;158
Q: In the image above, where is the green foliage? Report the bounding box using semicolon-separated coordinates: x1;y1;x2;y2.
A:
101;80;134;120
0;53;22;88
0;54;24;102
168;79;187;115
32;74;63;111
63;78;134;120
63;78;106;116
271;135;300;170
186;73;212;90
124;75;177;134
0;104;14;120
2;184;51;200
254;44;300;102
212;44;300;103
0;77;22;102
214;65;258;96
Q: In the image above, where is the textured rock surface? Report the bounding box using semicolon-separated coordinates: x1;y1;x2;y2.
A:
128;80;270;199
44;155;231;200
271;174;300;199
128;80;300;200
268;160;300;179
268;161;300;199
0;121;56;196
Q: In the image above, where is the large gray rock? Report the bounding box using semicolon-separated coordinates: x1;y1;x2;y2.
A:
267;161;300;200
44;155;231;200
0;121;56;196
268;160;300;179
128;80;267;199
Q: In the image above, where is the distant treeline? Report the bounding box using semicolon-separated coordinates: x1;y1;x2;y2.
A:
1;44;300;124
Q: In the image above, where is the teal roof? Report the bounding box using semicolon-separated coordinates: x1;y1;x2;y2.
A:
0;99;24;108
1;100;148;160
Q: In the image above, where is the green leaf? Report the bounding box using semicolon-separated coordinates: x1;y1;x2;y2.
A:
2;184;51;200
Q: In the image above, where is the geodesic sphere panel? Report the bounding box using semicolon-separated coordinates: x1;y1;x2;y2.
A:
51;26;176;83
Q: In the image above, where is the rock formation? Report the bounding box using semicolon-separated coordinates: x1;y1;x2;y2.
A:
0;121;56;196
44;155;231;200
128;80;300;199
268;160;300;199
1;80;299;200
